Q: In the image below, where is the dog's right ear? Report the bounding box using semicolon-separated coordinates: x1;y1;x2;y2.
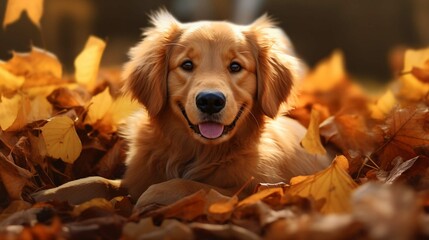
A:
122;10;182;117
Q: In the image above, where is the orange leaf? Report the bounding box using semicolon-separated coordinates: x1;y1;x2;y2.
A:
373;104;429;169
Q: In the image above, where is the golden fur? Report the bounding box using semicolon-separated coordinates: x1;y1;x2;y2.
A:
121;10;330;203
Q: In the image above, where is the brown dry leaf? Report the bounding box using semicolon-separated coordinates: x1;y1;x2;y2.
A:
3;0;44;28
0;66;25;92
0;47;63;88
40;116;82;163
286;155;358;214
301;108;327;155
373;104;429;169
0;153;33;200
369;90;397;120
47;87;87;109
75;36;106;91
320;114;377;160
0;94;21;130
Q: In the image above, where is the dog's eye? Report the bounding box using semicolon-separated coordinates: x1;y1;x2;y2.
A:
181;60;194;71
229;62;242;73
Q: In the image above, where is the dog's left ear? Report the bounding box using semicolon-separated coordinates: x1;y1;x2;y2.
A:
244;15;302;118
122;10;182;117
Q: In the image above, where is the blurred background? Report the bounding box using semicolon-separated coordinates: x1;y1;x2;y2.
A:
0;0;428;83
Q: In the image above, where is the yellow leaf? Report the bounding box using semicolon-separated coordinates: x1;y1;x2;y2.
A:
3;0;44;28
238;188;284;207
0;94;21;130
85;87;113;125
369;90;397;120
301;108;327;155
392;74;429;101
41;116;82;163
402;47;429;73
74;36;106;91
287;155;358;214
0;47;63;88
28;95;53;122
6;94;31;131
0;66;25;91
109;95;141;126
302;50;346;92
393;47;429;101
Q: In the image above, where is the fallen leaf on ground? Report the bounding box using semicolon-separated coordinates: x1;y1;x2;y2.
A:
286;155;358;214
0;153;33;200
40;116;82;163
0;94;21;130
301;108;327;155
373;104;429;169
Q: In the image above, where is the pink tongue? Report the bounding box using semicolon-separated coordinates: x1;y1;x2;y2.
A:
198;122;224;139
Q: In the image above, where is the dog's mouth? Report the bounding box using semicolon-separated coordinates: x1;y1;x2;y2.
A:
178;104;245;140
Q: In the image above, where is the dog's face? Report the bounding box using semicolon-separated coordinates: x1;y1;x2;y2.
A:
167;22;257;143
123;10;301;144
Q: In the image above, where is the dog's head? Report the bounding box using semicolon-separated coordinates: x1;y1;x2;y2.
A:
123;10;301;144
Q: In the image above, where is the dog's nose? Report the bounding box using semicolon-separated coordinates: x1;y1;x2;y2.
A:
196;92;226;114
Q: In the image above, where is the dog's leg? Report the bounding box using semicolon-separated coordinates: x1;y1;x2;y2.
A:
31;176;127;205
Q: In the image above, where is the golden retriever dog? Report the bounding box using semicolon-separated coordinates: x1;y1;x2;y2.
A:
120;10;330;207
32;10;330;207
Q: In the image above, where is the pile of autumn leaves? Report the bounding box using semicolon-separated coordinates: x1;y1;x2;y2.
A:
0;43;428;239
1;4;429;239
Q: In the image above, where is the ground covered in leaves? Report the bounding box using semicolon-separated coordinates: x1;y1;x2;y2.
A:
2;2;429;240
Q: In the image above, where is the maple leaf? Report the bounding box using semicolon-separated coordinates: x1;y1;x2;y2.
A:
3;0;44;28
301;108;327;155
286;155;358;214
74;36;106;91
40;116;82;163
372;104;429;169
